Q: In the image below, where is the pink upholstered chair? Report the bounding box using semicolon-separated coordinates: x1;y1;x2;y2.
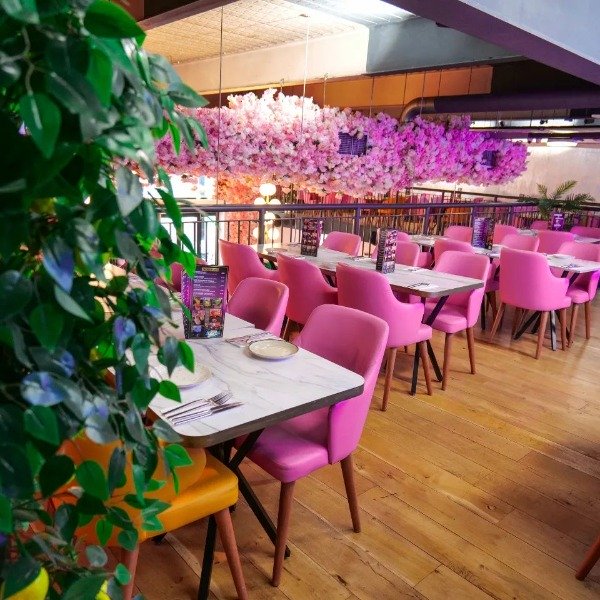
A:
370;231;411;258
394;241;420;266
219;239;279;296
490;247;571;358
537;230;575;254
154;259;207;292
238;305;388;586
424;251;490;389
276;253;337;334
531;220;549;230
227;277;289;336
444;225;473;242
433;238;473;264
500;233;540;252
336;263;433;407
557;241;600;344
492;224;519;244
571;225;600;238
322;231;362;256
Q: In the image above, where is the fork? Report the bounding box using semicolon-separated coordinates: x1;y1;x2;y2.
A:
170;402;243;425
161;391;231;418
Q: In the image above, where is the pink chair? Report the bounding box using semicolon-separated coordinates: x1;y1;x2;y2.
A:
444;225;473;242
370;231;411;259
490;247;571;358
500;233;540;252
322;231;362;256
238;305;388;586
557;242;600;345
154;259;207;292
336;263;433;407
219;239;279;296
571;225;600;238
276;253;337;334
227;277;289;336
394;241;420;266
492;224;518;244
424;251;490;389
433;238;474;264
537;230;575;254
531;220;549;231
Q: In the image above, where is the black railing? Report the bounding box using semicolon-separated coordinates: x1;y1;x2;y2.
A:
160;196;600;264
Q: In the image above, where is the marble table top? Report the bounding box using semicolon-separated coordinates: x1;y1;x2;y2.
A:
150;316;364;446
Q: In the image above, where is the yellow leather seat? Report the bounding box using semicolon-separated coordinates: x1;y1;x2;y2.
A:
58;437;247;599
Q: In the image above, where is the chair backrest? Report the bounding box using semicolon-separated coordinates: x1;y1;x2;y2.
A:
336;262;425;347
492;224;519;244
501;233;540;252
395;241;420;266
276;253;336;324
537;230;575;254
227;277;289;336
219;239;272;295
558;242;600;298
499;247;568;310
370;231;411;258
570;225;600;238
296;305;388;464
444;225;473;242
433;238;474;263
531;220;549;230
434;251;489;326
322;231;362;256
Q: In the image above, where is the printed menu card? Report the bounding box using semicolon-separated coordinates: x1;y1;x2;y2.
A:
375;228;397;274
300;218;323;256
472;217;494;248
181;265;228;339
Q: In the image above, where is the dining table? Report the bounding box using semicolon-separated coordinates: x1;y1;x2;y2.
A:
149;313;364;599
255;243;485;394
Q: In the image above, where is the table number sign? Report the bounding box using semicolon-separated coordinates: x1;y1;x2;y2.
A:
550;211;565;231
300;218;323;256
181;265;228;339
472;217;493;248
375;228;397;274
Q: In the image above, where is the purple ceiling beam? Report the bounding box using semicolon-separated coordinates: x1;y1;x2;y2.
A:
385;0;600;85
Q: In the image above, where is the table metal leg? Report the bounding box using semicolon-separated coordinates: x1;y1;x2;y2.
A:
423;296;447;382
550;311;557;351
410;348;420;395
480;298;487;330
197;516;217;600
514;311;539;340
426;340;443;382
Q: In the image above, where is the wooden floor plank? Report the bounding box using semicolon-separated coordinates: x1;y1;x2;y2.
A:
415;565;495;600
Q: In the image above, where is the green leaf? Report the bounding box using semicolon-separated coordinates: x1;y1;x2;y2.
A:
0;270;32;320
29;303;64;350
167;81;207;108
54;285;93;322
0;0;39;23
0;446;34;498
46;71;91;114
86;544;108;567
164;444;192;469
87;47;113;105
115;166;143;217
157;189;182;230
178;340;194;372
2;557;40;597
21;371;71;407
158;380;180;402
114;563;131;585
85;0;145;40
0;495;13;533
117;528;138;551
187;116;209;149
95;517;113;546
24;406;60;445
55;504;78;541
19;93;61;158
159;336;179;375
62;575;105;600
43;236;74;292
76;460;109;500
131;334;149;376
152;419;180;443
108;446;126;494
39;454;74;497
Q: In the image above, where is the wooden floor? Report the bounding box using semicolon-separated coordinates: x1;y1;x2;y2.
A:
137;299;600;600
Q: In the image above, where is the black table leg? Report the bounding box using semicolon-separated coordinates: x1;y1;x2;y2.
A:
423;296;448;382
550;310;557;351
426;340;443;382
514;311;539;340
480;297;487;331
197;516;217;600
410;347;420;395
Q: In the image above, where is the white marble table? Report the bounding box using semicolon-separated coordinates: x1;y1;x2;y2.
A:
517;229;600;244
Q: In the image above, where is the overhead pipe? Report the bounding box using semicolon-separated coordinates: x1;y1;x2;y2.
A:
400;89;600;121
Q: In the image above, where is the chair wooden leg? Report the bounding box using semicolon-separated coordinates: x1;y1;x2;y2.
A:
466;327;476;374
511;308;522;337
559;308;567;351
489;302;505;341
340;455;361;533
120;545;140;600
536;312;549;359
441;333;454;391
272;482;295;587
584;301;591;339
488;292;498;321
382;347;397;411
417;341;433;395
215;508;248;600
575;533;600;580
569;304;580;346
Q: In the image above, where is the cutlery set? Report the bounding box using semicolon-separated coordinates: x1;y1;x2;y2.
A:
161;391;241;426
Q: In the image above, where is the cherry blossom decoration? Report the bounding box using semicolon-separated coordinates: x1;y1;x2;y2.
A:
156;89;528;200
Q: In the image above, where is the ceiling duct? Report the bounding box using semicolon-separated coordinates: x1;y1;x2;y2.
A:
401;90;600;121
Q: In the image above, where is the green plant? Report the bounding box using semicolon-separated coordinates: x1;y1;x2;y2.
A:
0;1;207;597
529;180;594;220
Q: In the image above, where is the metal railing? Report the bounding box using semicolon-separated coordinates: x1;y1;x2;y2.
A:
160;195;600;264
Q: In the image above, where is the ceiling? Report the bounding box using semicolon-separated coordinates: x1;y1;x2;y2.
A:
143;0;390;64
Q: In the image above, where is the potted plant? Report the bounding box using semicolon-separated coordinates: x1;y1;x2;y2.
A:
528;180;594;228
0;1;207;597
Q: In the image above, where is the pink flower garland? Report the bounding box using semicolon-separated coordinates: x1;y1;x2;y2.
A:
156;89;527;200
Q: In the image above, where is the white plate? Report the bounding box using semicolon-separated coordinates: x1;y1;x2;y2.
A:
551;254;573;260
148;356;211;388
248;339;298;360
